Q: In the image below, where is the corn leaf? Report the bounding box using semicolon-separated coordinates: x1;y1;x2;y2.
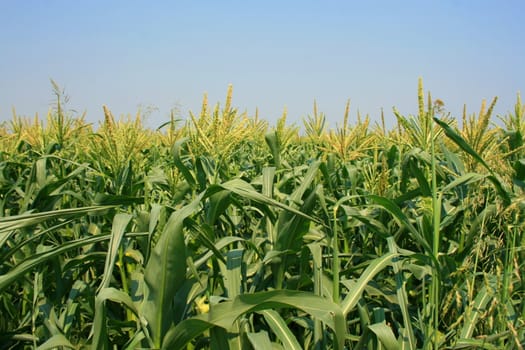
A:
142;195;202;348
246;331;274;350
259;310;302;350
36;334;75;350
162;290;346;350
341;252;397;316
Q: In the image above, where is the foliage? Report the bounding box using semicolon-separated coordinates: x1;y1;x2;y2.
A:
0;82;523;349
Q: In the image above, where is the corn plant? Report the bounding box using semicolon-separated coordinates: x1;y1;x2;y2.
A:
0;80;523;349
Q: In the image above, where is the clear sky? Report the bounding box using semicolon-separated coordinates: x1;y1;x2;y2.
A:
1;1;524;129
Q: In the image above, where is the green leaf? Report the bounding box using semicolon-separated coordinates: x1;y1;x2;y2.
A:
441;172;484;193
222;249;244;299
246;331;274;350
262;167;276;198
259;310;302;350
92;287;141;349
31;162;87;211
289;161;320;204
386;237;416;350
433;117;510;205
97;287;139;315
162;290;346;350
368;322;399;350
36;334;76;350
59;280;87;335
172;137;196;187
460;278;495;339
98;213;132;290
142;195;201;348
265;131;281;168
93;193;144;205
219;179;317;223
92;213;133;349
447;338;500;350
0;234;125;293
367;195;433;256
0;206;113;248
341;252;397;316
205;190;231;225
433;118;490;171
407;155;431;196
272;162;321;287
192;236;244;269
275;185;317;253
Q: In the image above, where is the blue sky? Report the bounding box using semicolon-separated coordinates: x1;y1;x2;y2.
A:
1;1;524;129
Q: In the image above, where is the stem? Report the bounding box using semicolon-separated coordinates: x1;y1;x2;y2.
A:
332;209;340;304
313;246;323;349
118;246;134;327
430;116;441;350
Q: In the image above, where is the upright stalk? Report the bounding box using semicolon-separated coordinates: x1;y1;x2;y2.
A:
332;208;340;304
430;115;441;350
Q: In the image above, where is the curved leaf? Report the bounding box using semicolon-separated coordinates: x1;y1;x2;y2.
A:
36;334;75;350
341;252;397;316
162;290;346;350
0;234;122;293
259;310;302;350
142;195;201;347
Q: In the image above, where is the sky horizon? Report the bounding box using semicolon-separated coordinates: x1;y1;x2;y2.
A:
1;1;524;130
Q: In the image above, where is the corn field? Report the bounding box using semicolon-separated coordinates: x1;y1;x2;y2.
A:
0;80;524;349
